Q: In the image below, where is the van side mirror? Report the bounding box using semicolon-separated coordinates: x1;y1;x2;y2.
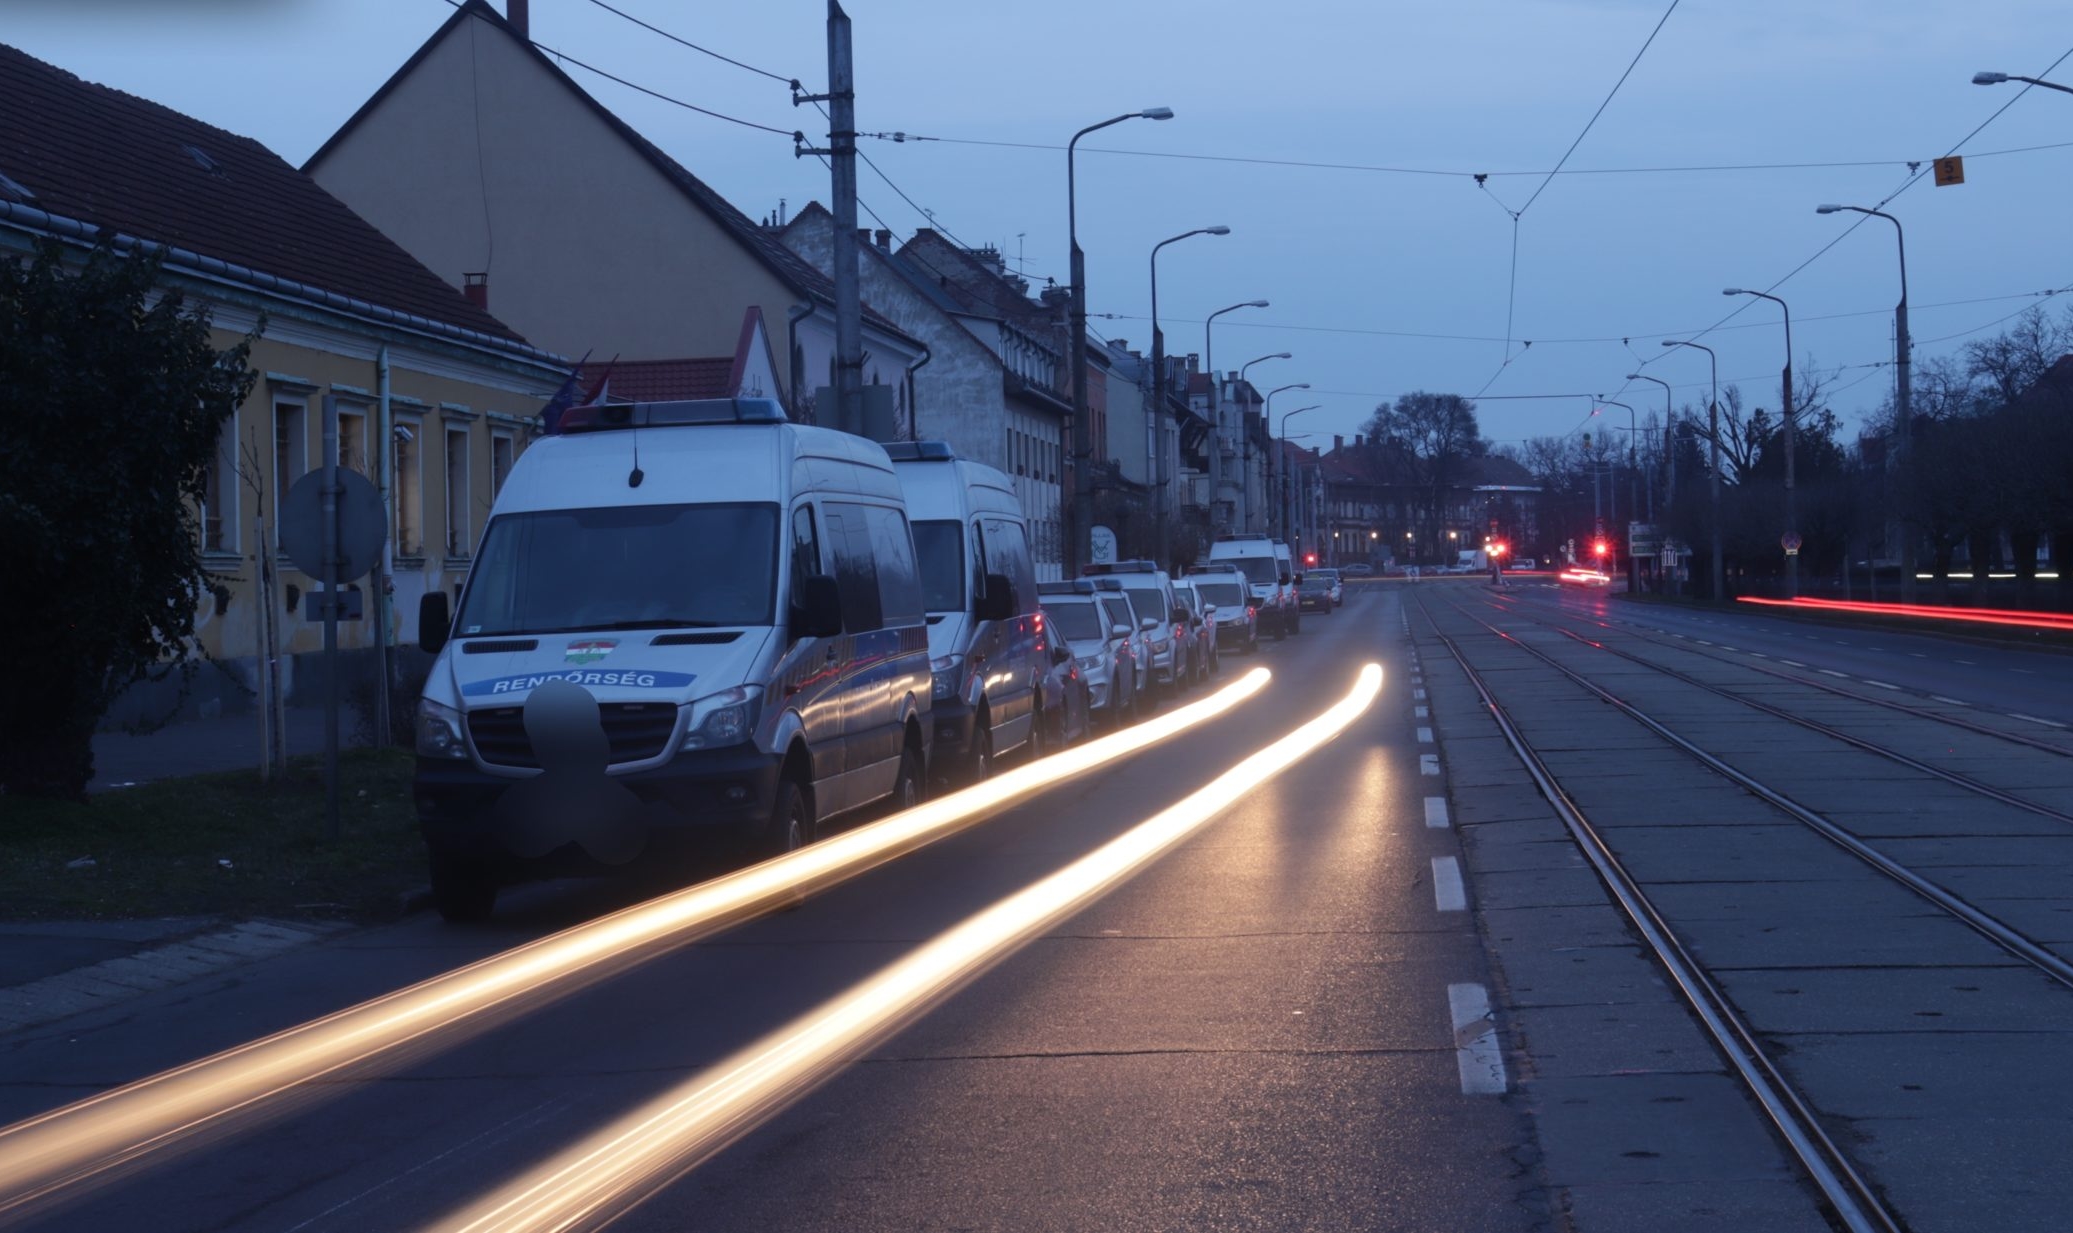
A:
1170;604;1191;625
1279;573;1291;586
1110;623;1132;642
1049;643;1071;666
974;571;1015;623
419;591;451;654
792;574;844;640
1294;573;1304;585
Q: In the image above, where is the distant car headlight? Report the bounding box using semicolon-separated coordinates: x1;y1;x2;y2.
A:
680;686;762;752
415;697;468;760
930;653;965;701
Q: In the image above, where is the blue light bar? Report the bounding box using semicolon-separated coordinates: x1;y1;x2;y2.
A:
559;398;787;434
881;441;956;462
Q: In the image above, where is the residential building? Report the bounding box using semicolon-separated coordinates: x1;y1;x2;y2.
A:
304;0;924;427
1319;437;1542;567
0;40;567;724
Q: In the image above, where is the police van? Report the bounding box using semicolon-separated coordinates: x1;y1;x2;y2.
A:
1208;534;1298;638
412;397;932;920
885;442;1045;782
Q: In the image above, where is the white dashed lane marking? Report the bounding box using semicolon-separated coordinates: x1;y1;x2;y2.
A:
1862;680;1901;690
1447;983;1507;1095
1431;857;1466;912
1420;754;1441;776
1414;688;1427;700
1417;727;1434;743
2011;714;2070;729
1931;695;1969;707
1818;669;1850;679
1425;797;1450;828
1414;705;1429;719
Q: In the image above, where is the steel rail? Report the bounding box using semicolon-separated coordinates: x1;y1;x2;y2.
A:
1413;601;1902;1233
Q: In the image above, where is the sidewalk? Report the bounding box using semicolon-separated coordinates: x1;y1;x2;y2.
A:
91;708;368;792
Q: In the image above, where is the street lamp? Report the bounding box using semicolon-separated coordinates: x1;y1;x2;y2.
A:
1625;372;1674;524
1598;397;1638;592
1201;301;1267;539
1147;226;1230;569
1817;202;1913;599
1661;339;1723;602
1725;287;1798;598
1066;106;1172;574
1277;404;1320;550
1234;353;1291;534
1266;384;1310;547
1973;70;2073;95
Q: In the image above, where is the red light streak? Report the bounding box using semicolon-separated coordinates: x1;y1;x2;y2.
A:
1738;596;2073;632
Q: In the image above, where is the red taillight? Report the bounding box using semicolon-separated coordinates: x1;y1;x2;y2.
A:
1247;606;1257;618
1173;623;1185;641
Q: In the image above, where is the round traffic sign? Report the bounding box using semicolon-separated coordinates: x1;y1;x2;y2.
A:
1780;531;1803;553
280;467;388;582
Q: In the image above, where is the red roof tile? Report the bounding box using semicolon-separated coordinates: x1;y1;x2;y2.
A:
578;358;735;402
0;41;523;342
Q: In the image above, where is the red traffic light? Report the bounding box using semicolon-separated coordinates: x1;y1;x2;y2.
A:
1304;552;1317;566
1592;539;1609;557
1491;542;1508;557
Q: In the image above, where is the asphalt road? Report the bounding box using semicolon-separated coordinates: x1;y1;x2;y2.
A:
2;585;1543;1232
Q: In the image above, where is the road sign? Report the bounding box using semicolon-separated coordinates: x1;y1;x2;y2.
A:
1781;531;1803;556
1933;155;1965;186
281;467;386;582
1090;525;1118;565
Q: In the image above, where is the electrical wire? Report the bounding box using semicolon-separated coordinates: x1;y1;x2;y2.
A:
541;41;799;135
579;0;795;83
1516;0;1680;216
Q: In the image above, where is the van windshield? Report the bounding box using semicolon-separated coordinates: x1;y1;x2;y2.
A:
456;502;779;636
1195;579;1246;610
1222;556;1278;587
1121;586;1165;627
911;519;964;613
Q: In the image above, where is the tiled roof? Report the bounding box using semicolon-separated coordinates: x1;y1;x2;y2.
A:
306;2;914;345
0;41;521;341
578;357;734;402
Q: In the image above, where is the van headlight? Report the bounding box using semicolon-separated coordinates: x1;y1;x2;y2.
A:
680;686;762;752
1075;654;1102;672
930;653;965;701
415;697;468;760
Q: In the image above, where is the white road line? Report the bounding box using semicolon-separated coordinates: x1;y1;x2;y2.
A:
1447;983;1507;1095
1862;680;1901;690
1910;652;1926;658
1695;639;1714;646
1818;669;1849;678
1957;659;1978;666
1417;726;1434;743
1414;688;1427;700
1432;856;1466;912
1415;705;1429;719
1420;753;1441;776
1930;695;1970;707
1424;797;1450;828
2011;713;2070;729
1748;651;1768;658
1780;659;1805;667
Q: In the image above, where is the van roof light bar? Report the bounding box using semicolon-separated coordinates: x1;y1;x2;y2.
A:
1080;560;1159;576
880;441;956;462
558;397;788;434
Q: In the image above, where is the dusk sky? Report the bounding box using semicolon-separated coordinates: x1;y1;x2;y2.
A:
11;0;2071;449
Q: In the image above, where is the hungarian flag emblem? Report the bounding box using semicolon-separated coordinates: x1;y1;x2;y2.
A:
565;639;618;665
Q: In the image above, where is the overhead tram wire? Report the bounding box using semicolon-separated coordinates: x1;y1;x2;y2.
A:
579;0;794;83
1514;0;1681;216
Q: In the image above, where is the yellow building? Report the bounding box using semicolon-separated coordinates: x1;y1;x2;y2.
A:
0;41;569;725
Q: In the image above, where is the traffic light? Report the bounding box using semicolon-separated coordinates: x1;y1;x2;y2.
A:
1491;542;1508;558
1304;552;1317;566
1593;539;1610;558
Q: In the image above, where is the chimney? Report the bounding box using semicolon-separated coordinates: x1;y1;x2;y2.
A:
1039;284;1071;314
1354;434;1365;448
506;0;528;38
857;228;873;247
463;271;488;311
1334;434;1344;453
874;229;891;251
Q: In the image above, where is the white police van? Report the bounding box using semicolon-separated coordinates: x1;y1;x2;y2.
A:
1208;534;1298;638
886;442;1045;782
412;398;932;920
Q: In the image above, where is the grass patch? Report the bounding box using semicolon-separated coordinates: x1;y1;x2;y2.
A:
0;748;424;922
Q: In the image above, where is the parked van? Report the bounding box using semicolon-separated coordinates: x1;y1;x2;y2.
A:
1208;535;1296;638
1272;541;1303;634
412;398;932;920
1081;561;1188;694
885;441;1044;781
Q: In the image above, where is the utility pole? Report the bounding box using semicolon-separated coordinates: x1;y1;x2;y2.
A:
794;4;861;435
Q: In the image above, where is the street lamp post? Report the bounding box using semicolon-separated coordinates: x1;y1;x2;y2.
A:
1066;106;1171;575
1601;398;1638;593
1973;70;2073;95
1265;384;1310;548
1725;287;1797;598
1148;226;1230;569
1625;372;1673;520
1661;339;1723;602
1204;300;1268;539
1276;401;1319;553
1818;203;1911;600
1237;353;1291;534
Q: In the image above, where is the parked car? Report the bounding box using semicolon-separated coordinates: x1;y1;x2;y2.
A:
413;397;931;921
1309;567;1344;607
1342;562;1374;577
1208;535;1295;639
1296;574;1334;613
1187;566;1257;655
1037;584;1141;727
887;442;1043;786
1172;578;1220;686
1081;561;1189;695
1035;633;1091;752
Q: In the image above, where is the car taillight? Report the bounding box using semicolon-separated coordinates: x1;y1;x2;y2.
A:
1173;623;1185;641
1247;606;1257;618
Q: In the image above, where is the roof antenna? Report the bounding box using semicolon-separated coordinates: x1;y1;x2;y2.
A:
628;419;645;487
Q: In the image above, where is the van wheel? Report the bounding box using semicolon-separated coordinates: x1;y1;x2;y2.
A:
759;775;815;858
968;723;994;784
892;742;924;811
428;853;498;923
1029;694;1050;762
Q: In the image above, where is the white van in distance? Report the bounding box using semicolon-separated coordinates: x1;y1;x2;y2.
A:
886;441;1046;781
1207;534;1297;638
412;398;932;920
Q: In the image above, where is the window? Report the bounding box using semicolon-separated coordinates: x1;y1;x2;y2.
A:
910;519;965;613
273;401;306;523
201;420;236;554
980;517;1038;610
393;417;423;557
337;408;368;476
790;504;823;598
865;505;924;629
821;503;881;633
444;426;471;557
490;432;515;498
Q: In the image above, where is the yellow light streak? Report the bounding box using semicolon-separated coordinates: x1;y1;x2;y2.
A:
0;670;1270;1220
431;663;1383;1233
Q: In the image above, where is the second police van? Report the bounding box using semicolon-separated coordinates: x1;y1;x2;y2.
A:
412;398;933;921
885;441;1046;782
1208;534;1299;638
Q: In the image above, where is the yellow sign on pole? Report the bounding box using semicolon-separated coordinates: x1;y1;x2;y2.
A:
1934;155;1965;186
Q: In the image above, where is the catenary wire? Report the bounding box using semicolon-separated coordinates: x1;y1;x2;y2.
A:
579;0;796;83
1515;0;1681;216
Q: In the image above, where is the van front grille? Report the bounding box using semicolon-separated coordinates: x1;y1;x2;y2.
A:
467;702;681;769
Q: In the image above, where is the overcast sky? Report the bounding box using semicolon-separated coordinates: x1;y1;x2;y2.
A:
11;0;2071;448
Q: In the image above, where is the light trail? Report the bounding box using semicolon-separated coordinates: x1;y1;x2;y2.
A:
430;663;1384;1233
1739;596;2073;632
0;669;1269;1222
